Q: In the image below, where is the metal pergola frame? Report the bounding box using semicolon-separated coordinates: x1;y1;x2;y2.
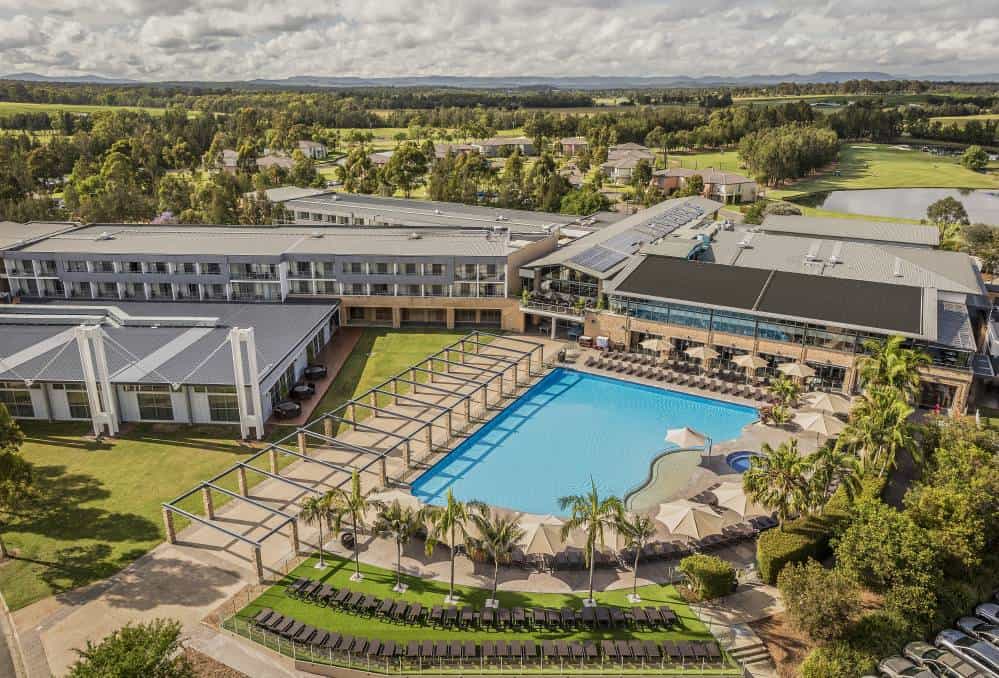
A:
409;366;494;389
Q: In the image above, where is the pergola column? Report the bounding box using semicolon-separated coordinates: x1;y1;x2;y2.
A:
446;410;453;437
464;397;471;423
290;520;301;554
297;431;308;457
391;379;399;405
379;457;388;485
404;439;412;468
201;486;215;520
348;403;356;431
252;546;265;584
425;425;433;454
323;417;334;438
237;466;248;496
269;448;279;475
370;392;378;413
162;507;176;544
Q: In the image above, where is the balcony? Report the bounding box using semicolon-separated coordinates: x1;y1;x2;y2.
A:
521;299;586;317
229;266;279;281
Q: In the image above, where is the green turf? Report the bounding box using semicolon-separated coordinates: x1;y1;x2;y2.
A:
930;113;999;127
234;554;717;647
0;421;259;610
0;101;171;117
664;150;744;173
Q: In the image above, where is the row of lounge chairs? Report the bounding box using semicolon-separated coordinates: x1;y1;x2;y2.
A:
619;515;779;563
586;356;777;403
251;607;722;668
286;578;680;631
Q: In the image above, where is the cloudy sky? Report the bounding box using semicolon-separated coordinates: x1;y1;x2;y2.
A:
2;0;999;81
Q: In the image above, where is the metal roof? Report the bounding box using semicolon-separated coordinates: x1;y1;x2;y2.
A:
760;215;940;247
0;221;82;251
0;301;337;386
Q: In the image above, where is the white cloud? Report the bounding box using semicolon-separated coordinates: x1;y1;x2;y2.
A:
0;0;997;80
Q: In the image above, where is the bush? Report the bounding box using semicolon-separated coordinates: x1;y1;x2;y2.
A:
801;641;877;678
778;559;860;642
69;618;192;678
678;554;735;600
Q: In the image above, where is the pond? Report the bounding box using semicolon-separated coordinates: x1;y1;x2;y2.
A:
793;188;999;225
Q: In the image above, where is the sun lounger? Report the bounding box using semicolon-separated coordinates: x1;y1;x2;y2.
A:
584;640;598;660
512;607;526;627
314;584;334;603
332;588;351;606
481;606;494;626
252;608;273;626
448;640;462;660
464;640;477;660
615;639;632;660
265;614;289;632
631;606;649;626
301;580;321;598
286;577;308;595
560;607;575;627
542;640;557;660
405;640;419;659
496;640;511;658
434;640;448;659
610;607;626;626
377;598;395;616
595;606;612;628
429;605;444;625
322;632;341;650
280;620;304;639
556;640;571;658
602;639;618;660
293;624;316;643
706;643;722;663
629;639;646;660
420;639;434;658
406;602;423;623
390;600;408;621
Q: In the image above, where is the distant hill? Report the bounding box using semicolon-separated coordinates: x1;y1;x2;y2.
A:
1;72;140;85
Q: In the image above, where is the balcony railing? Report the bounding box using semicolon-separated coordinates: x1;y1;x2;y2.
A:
521;299;586;317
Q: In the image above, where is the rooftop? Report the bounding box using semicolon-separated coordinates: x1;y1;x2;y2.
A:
0;221;80;251
653;167;755;185
0;300;336;386
759;214;940;247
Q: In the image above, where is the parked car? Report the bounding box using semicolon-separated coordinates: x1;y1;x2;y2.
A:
304;363;328;379
958;617;999;646
905;641;985;678
878;655;936;678
272;400;302;419
290;383;316;400
980;603;999;626
936;629;999;677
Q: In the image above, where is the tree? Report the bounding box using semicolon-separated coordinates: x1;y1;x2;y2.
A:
856;336;929;403
558;478;624;602
960;145;988;171
618;513;656;598
0;405;30;560
423;488;473;602
382;142;429;197
326;470;383;580
675;174;704;197
926;196;969;226
69;618;193;678
777;559;860;643
804;443;861;512
768;375;800;408
839;385;916;478
299;495;332;569
559;186;610;215
743;439;808;527
468;506;525;603
630;159;653;189
742;200;767;225
372;500;424;591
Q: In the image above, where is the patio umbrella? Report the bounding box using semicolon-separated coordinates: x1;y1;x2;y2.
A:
802;391;853;416
778;362;816;379
654;499;726;540
732;354;768;383
710;482;769;517
664;427;708;449
364;489;424;523
793;410;846;438
639;338;664;352
684;345;719;362
519;522;582;556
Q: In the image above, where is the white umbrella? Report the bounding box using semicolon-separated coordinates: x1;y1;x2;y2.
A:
802;391;853;416
665;427;708;449
778;362;816;379
520;522;581;556
368;489;423;509
793;410;846;437
654;499;726;540
685;345;719;361
639;338;664;352
710;482;769;517
732;354;767;370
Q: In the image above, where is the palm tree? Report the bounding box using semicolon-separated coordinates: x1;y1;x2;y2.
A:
559;478;624;603
468;506;525;604
768;375;801;408
373;500;424;591
743;440;808;528
804;443;861;512
839;386;917;478
618;513;657;599
326;470;383;581
424;488;474;602
299;494;332;569
857;336;930;402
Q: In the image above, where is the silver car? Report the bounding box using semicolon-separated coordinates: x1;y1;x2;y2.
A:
905;641;983;678
978;604;999;626
878;655;937;677
936;629;999;677
958;617;999;646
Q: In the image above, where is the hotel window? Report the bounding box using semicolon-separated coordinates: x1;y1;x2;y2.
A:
294;261;312;277
374;308;393;321
426;284;446;296
135;390;174;421
343;262;364;274
354;217;365;225
336;215;349;225
805;327;856;353
325;214;335;224
668;304;711;330
297;211;309;220
95;260;115;273
208;394;240;422
455;309;477;324
65;260;88;272
149;262;168;274
202;262;222;275
427;263;445;276
757;320;806;345
311;213;323;221
180;262;196;274
125;261;142;273
400;284;421;296
711;312;756;338
371;262;391;275
348;307;366;321
480;309;501;325
0;385;34;418
371;283;391;295
66;389;91;419
402;262;419;275
345;283;365;295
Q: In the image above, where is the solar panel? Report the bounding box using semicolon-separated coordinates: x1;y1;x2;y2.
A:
570;246;627;272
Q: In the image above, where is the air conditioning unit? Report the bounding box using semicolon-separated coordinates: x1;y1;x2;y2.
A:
310;231;324;238
408;232;422;240
95;231;114;241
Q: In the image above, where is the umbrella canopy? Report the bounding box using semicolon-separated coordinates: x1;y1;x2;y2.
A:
732;354;767;370
520;522;581;556
665;427;708;449
639;338;664;352
793;410;846;437
802;391;853;416
778;362;816;378
710;482;769;517
685;345;719;361
369;489;423;509
654;500;726;540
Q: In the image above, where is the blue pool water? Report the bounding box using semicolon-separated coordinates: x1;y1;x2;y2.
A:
726;451;762;473
411;368;758;515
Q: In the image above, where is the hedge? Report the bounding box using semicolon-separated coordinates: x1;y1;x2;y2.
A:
757;476;885;585
678;554;736;600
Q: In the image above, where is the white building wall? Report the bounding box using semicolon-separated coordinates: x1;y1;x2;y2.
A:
116;387;191;423
48;388;73;420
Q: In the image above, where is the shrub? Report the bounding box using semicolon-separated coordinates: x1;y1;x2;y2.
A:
68;618;192;678
778;559;860;642
678;554;735;600
801;641;877;678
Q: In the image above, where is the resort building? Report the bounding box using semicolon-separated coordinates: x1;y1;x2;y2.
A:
0;300;338;438
600;143;657;182
651;167;759;204
757;214;940;248
560;136;589;156
472;136;536;157
296;140;327;160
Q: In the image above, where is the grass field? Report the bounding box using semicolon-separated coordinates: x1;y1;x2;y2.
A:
769;143;999;200
233;554;718;648
930;113;999;127
664;150;744;172
0;101;169;117
0;422;261;610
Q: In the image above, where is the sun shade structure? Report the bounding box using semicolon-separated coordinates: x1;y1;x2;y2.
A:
732;354;767;370
793;410;846;437
710;481;768;517
684;345;719;361
802;391;853;415
639;338;664;352
664;427;708;449
654;499;726;540
778;362;816;378
519;522;572;556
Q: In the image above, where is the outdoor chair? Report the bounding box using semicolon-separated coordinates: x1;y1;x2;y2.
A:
464;640;477;661
429;605;444;626
406;640;419;661
252;608;273;626
420;640;434;659
662;640;681;663
311;630;330;647
390;600;408;621
377;598;395;616
629;639;646;661
443;605;458;627
602;639;618;660
615;639;633;661
265;614;289;633
542;640;557;662
512;607;526;628
556;640;571;659
631;606;649;626
322;632;342;651
498;607;511;628
481;606;495;627
460;606;475;628
406;602;423;623
280;620;304;639
434;640;449;661
314;584;334;603
361;595;379;614
644;640;662;662
610;607;626;626
560;607;575;627
301;580;321;598
595;606;612;628
294;624;316;643
449;640;462;661
286;577;308;596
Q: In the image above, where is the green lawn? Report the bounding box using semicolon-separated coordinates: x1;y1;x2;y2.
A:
769;143;999;200
664;150;744;173
233;554;718;648
0;422;260;610
930;113;999;126
0;101;170;117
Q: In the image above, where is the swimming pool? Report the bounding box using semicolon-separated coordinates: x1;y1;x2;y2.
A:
411;368;758;515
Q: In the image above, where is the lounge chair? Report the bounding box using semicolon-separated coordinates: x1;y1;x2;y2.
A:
481;606;495;627
644;640;662;662
280;620;304;639
293;624;316;643
629;639;646;661
322;632;342;651
560;607;575;628
252;608;273;626
311;630;330;647
265;614;290;633
631;606;649;626
464;640;477;660
286;577;308;596
498;607;511;628
602;639;618;661
615;639;632;661
377;598;394;616
420;639;434;659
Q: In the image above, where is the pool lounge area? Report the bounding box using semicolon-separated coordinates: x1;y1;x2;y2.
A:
411;368;758;515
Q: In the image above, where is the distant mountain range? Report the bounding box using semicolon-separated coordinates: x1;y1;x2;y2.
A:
4;70;999;89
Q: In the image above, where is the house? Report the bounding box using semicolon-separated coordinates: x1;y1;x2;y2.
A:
608;143;654;161
297;140;328;160
600;151;651;182
256;154;295;171
369;151;393;167
220;149;239;175
560;137;589;156
472;136;536;157
651;167;758;204
433;143;478;161
560;162;586;188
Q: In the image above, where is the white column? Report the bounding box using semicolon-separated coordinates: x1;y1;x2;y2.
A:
75;325;119;437
229;327;265;440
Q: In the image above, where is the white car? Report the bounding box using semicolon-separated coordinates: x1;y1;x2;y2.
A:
958;617;999;646
904;641;982;678
878;655;936;678
936;629;999;677
978;603;999;626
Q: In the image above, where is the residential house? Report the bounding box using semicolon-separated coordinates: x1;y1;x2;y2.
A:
651;167;758;204
256;154;295;171
297;140;328;160
560;137;589;156
473;136;536;158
